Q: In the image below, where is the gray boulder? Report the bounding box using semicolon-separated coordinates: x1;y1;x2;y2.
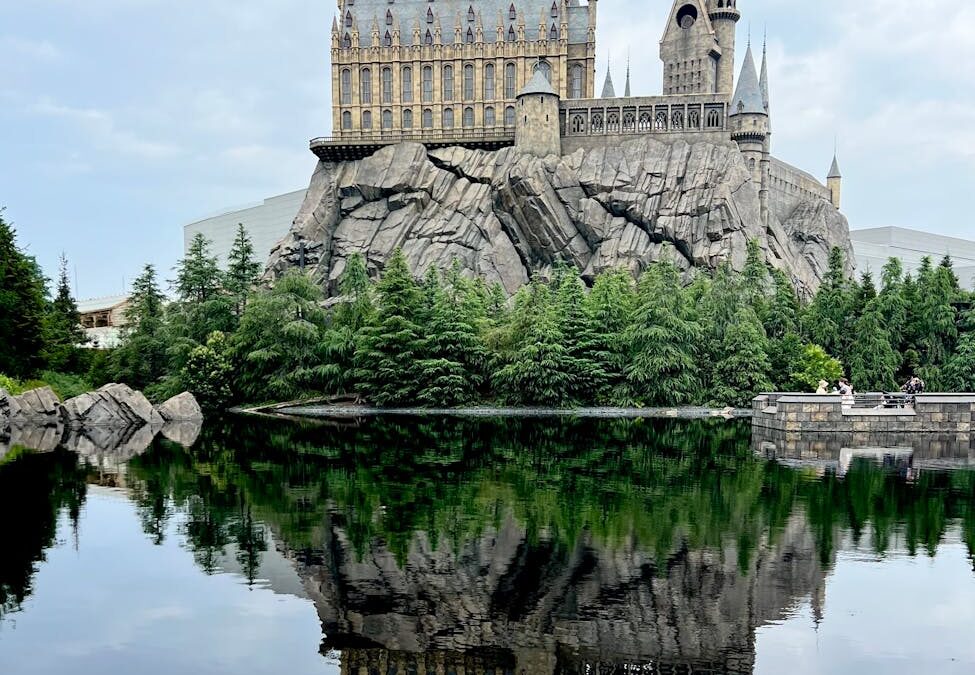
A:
63;383;164;428
155;392;204;422
8;387;62;425
161;420;203;447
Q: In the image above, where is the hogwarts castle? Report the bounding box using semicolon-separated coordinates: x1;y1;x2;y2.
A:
267;1;853;295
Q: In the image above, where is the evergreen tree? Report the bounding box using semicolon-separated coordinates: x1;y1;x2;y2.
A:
584;268;636;402
763;269;800;340
224;224;262;317
235;271;328;401
768;332;805;390
710;308;773;407
41;253;85;372
944;311;975;391
174;233;224;303
848;300;899;392
741;238;770;311
554;267;606;403
0;211;48;378
624;262;702;405
802;247;852;363
916;261;959;386
492;283;577;406
112;265;168;390
877;258;907;357
354;249;424;406
181;331;234;411
321;252;375;395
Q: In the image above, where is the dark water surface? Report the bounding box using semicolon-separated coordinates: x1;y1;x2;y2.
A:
1;416;974;674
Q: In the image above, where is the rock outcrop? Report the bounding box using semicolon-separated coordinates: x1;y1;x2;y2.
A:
266;139;854;295
62;384;164;428
155;392;204;422
2;387;62;426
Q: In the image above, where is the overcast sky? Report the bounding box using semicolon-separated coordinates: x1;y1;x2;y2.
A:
2;0;973;299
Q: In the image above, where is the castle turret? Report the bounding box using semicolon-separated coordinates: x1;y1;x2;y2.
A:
828;154;842;210
708;0;741;96
730;42;770;225
624;56;631;97
515;67;561;158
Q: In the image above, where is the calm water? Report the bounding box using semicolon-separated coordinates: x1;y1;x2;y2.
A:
1;416;974;674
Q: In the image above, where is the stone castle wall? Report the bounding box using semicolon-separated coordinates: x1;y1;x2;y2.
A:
769;157;833;222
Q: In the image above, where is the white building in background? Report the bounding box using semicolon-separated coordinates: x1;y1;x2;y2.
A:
77;295;131;349
850;227;975;289
183;190;307;267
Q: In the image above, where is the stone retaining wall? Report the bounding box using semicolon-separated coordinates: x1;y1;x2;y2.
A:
751;394;975;435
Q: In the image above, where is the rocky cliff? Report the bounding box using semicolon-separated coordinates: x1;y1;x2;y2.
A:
265;138;853;295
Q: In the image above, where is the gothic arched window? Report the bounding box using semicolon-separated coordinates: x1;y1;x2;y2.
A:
509;4;517;21
622;112;636;132
468;6;475;22
504;63;516;98
654;111;667;130
484;63;495;99
570;65;583;99
383;31;392;46
507;26;516;42
424;29;433;45
342;33;352;48
427;8;434;23
571;114;585;134
551;2;559;18
504;105;516;126
485;106;496;126
463;64;474;100
706;109;720;128
422;65;433;101
362;110;372;129
340;68;352;104
386;10;393;25
463;106;474;127
688;109;700;129
342;110;352;130
402;109;414;129
381;67;392;102
639;112;652;131
549;23;558;40
422;108;433;128
466;27;474;43
443;107;454;129
536;60;552;82
381;109;393;129
671;110;684;129
442;65;454;102
591;113;603;132
345;11;353;27
401;66;413;102
360;67;372;104
607;112;620;132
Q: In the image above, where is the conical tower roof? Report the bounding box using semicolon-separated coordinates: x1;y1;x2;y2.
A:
828;154;842;179
759;41;769;112
730;43;765;115
624;56;631;97
601;63;616;98
518;68;558;97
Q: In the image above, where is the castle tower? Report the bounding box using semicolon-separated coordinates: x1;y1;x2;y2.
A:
729;41;770;225
708;0;741;96
515;67;562;158
828;154;842;209
660;0;721;95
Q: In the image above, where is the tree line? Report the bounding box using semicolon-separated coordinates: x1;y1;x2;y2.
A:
4;206;975;409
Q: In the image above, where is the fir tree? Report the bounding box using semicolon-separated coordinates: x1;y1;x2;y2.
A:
848;300;899;392
41;253;85;371
710;308;773;407
354;249;424;406
174;233;223;303
584;268;636;402
802;247;852;363
624;262;702;405
321;252;375;395
225;224;262;317
877;258;908;358
112;265;168;390
763;269;800;340
554;268;606;403
944;311;975;391
0;210;48;378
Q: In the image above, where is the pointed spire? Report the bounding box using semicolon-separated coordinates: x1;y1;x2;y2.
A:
759;30;770;113
601;57;616;98
624;51;631;97
730;43;764;115
828;153;842;179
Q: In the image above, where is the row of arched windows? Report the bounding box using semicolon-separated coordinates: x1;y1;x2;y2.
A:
341;105;517;131
341;62;544;105
568;108;724;135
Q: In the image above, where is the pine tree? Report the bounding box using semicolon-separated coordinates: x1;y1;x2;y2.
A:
877;258;908;360
763;269;800;340
41;253;85;371
916;261;959;386
225;224;262;317
710;308;773;407
175;233;224;303
848;300;899;392
624;262;702;405
802;247;853;363
742;238;770;312
0;211;48;378
944;312;975;392
491;283;577;406
554;268;606;403
235;271;328;401
112;265;168;390
584;268;636;403
354;248;424;406
322;252;375;395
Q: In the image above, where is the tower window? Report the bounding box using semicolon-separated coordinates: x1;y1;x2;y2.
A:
485;106;495;126
402;109;413;129
509;4;517;21
484;63;495;99
401;66;413;102
676;4;698;29
504;105;516;126
468;6;475;22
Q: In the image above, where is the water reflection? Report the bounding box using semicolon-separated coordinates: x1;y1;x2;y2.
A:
1;416;974;673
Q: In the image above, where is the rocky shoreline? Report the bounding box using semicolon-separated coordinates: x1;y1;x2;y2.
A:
1;384;203;457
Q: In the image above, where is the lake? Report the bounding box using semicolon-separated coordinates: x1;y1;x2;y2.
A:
1;415;974;674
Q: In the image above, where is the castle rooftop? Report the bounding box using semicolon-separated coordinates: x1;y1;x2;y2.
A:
518;69;558;97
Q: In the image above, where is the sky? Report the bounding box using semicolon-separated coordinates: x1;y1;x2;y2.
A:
1;0;973;299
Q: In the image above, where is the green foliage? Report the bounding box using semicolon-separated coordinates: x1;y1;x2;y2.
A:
792;344;844;392
181;331;234;411
224;224;262;317
41;254;85;372
0;211;48;378
36;371;92;400
111;265;168;390
710;308;773;407
848;300;899;391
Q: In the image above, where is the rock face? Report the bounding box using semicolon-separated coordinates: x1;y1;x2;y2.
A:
155;392;204;422
2;387;62;426
63;384;164;428
266;139;854;295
